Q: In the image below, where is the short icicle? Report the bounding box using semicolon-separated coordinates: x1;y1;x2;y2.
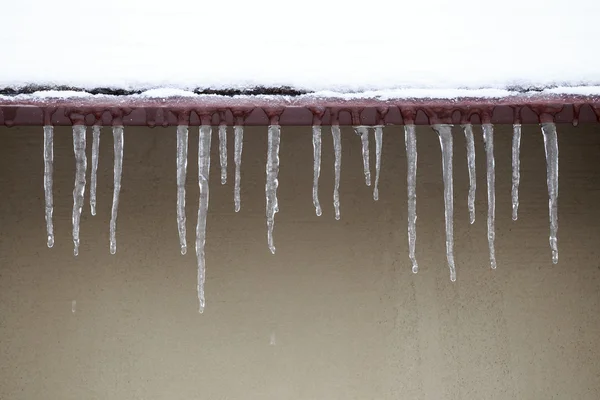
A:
332;125;342;220
405;125;419;273
176;125;189;255
90;125;101;216
312;125;322;216
482;124;497;269
72;125;87;256
196;125;212;313
355;126;371;186
373;126;383;201
43;125;54;248
265;125;281;254
219;124;227;184
233;125;244;212
541;122;559;264
110;126;124;255
433;125;456;281
511;124;522;221
462;124;476;224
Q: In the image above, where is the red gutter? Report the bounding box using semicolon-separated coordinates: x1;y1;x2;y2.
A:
1;94;599;126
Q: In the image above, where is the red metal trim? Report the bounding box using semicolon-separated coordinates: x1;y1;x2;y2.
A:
1;94;599;126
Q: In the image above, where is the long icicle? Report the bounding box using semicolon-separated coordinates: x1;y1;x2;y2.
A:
219;124;227;184
405;125;419;273
541;122;559;264
90;125;101;216
462;123;476;224
43;125;55;248
234;125;244;212
511;124;522;221
312;125;322;216
332;125;342;220
373;126;383;201
196;125;212;313
482;123;496;269
72;125;87;256
176;124;189;255
266;125;281;254
355;126;371;186
433;125;456;281
110;126;124;255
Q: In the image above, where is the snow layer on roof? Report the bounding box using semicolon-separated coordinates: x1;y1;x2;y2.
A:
1;0;599;95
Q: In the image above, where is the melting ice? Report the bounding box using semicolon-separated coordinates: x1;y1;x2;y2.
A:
312;125;322;216
541;122;559;264
234;125;244;212
482;124;496;269
196;125;212;313
373;126;383;201
405;125;418;273
43;125;54;248
72;125;87;256
355;126;371;186
110;126;124;255
90;125;101;216
266;125;281;254
332;125;342;220
219;125;227;185
176;125;189;255
433;124;456;281
512;124;522;221
462;123;476;224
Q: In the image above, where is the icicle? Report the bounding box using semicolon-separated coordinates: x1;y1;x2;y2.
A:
266;125;281;254
109;126;124;255
332;125;342;220
405;125;418;273
354;126;371;186
312;125;322;216
234;125;244;212
433;125;456;281
511;124;522;221
90;125;100;216
482;124;496;269
373;126;383;201
219;124;227;184
43;126;55;248
541;122;559;264
196;125;212;313
72;125;87;257
176;125;189;255
462;124;476;224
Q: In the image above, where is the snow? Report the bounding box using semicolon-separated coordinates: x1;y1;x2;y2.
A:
1;1;599;95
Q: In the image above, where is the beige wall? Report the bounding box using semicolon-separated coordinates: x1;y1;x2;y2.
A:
1;124;599;399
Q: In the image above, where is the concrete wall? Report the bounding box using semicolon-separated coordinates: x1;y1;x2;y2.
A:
1;124;599;399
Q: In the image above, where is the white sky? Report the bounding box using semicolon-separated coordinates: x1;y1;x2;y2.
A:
1;0;599;93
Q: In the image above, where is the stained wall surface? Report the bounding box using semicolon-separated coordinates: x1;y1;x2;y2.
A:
1;124;599;399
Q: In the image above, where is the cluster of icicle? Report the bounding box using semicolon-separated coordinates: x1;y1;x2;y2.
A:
42;122;559;312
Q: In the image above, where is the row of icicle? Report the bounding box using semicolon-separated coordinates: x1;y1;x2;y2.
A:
41;123;559;312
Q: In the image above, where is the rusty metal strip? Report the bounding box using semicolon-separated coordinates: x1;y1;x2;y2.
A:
1;94;599;126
